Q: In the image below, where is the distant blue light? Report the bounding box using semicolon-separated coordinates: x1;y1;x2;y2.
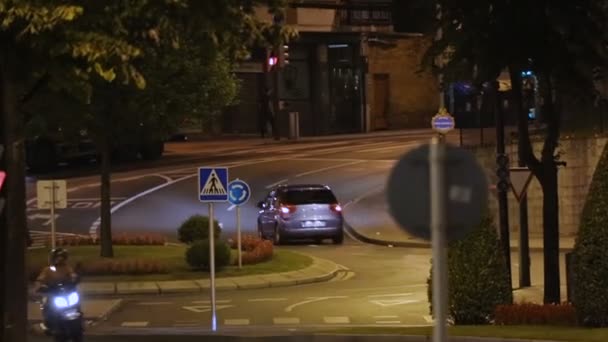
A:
528;109;536;119
521;70;533;76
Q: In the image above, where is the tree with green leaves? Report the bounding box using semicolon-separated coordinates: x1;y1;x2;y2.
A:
411;0;608;304
427;212;512;325
573;142;608;327
1;1;291;340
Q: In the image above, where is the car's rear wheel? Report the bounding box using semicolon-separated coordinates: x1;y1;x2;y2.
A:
332;231;344;245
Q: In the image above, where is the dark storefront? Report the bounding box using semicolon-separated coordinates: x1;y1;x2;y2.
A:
222;32;366;137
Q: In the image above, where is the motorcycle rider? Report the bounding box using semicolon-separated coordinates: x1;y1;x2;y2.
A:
35;248;79;332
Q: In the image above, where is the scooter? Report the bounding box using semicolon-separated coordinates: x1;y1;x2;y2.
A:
38;279;84;342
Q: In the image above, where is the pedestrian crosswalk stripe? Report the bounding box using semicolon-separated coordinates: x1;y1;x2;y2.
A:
224;319;250;326
273;317;300;325
323;316;350;324
200;169;227;196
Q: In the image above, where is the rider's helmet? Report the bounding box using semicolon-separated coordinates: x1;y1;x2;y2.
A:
48;248;68;266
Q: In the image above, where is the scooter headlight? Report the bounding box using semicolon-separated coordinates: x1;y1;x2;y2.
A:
53;297;68;309
68;292;79;306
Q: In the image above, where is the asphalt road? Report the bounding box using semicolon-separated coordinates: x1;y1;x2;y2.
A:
26;132;442;239
28;131;563;335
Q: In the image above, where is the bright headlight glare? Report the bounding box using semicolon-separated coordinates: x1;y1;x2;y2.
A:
53;297;68;308
68;292;79;306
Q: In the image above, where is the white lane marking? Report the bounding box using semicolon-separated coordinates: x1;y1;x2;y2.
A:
88;158;282;238
152;174;173;183
285;296;348;313
294;161;365;178
136;302;173;306
265;179;288;189
224;319;250;326
227;204;236;211
376;320;401;324
374;315;399;319
423;315;434;323
368;293;413;298
173;323;200;327
323;316;350;324
88;174;194;238
121;321;149;327
248;298;288;302
273;317;300;325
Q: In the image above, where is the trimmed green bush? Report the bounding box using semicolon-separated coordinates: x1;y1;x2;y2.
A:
185;239;231;271
427;212;513;325
178;215;221;244
573;142;608;327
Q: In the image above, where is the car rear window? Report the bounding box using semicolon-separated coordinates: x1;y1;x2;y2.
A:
280;189;337;205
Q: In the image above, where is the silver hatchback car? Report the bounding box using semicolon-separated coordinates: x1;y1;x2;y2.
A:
257;184;344;245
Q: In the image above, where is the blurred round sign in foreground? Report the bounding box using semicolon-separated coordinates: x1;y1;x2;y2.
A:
386;143;489;242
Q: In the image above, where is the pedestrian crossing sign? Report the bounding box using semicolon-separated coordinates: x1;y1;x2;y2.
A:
198;167;229;202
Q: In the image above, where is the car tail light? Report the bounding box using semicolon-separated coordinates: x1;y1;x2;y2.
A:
280;205;297;218
330;204;342;213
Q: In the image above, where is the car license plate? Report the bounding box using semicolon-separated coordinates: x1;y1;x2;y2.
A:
301;220;326;228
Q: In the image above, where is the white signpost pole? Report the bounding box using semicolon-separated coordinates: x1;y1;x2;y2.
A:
208;202;217;331
430;136;448;342
50;181;57;249
237;205;242;269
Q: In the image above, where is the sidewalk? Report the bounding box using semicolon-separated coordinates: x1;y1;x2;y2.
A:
343;191;576;252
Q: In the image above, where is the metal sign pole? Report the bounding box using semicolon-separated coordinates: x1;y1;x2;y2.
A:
51;182;56;249
430;136;448;342
209;203;217;331
237;205;242;269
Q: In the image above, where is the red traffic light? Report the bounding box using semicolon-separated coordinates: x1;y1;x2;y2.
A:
268;56;278;67
0;171;5;191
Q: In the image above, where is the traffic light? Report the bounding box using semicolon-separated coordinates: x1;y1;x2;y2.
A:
279;44;289;67
268;53;278;68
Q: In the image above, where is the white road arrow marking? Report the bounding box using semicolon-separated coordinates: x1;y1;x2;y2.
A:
284;296;347;312
369;298;421;307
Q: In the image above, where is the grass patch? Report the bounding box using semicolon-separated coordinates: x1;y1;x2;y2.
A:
27;245;312;282
325;326;608;342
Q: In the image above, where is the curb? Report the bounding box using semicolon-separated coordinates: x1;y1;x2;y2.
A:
346;221;575;252
72;253;343;296
344;222;431;249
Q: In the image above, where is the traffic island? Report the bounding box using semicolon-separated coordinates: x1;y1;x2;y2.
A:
27;246;344;296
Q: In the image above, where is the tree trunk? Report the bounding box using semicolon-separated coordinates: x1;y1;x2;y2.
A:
511;65;562;304
0;41;28;342
538;73;562;304
99;111;113;258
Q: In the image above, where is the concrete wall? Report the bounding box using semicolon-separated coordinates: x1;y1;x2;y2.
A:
365;36;439;129
473;137;608;237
